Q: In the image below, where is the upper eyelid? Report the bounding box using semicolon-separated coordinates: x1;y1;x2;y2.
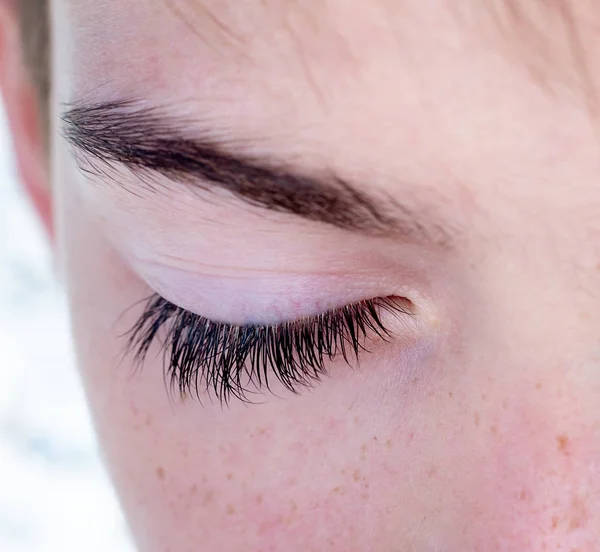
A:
123;246;415;325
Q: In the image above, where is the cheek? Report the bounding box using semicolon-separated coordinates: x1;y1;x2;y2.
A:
116;409;412;552
479;387;600;549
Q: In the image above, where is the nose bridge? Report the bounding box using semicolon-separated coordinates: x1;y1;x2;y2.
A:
498;254;600;414
475;228;600;406
462;256;600;549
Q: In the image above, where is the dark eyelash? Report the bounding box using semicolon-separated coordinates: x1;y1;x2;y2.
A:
125;294;409;405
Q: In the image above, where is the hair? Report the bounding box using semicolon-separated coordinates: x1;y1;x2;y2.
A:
17;0;50;132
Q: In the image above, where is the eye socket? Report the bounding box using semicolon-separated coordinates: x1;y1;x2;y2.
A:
125;294;413;405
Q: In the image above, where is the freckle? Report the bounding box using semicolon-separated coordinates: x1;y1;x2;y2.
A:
226;472;233;481
354;415;360;424
385;439;392;448
290;501;298;512
256;427;267;436
353;470;361;482
360;491;369;500
145;415;153;427
518;489;531;501
535;382;543;390
568;496;588;531
448;392;453;398
156;467;165;481
570;518;581;530
203;490;214;505
474;413;480;426
190;485;197;494
226;504;235;515
557;434;570;455
360;444;368;457
256;494;263;504
551;515;559;529
490;424;498;436
426;466;437;478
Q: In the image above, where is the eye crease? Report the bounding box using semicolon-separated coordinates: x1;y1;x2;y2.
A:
126;294;413;405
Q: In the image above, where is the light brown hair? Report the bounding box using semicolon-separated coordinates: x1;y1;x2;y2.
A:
18;0;50;130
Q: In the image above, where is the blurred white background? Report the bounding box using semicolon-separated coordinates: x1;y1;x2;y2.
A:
0;109;133;551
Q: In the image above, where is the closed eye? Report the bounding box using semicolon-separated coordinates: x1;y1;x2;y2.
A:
125;294;413;405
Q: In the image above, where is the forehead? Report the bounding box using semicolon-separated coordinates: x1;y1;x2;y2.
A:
63;0;590;82
61;1;600;140
63;1;594;112
64;0;595;81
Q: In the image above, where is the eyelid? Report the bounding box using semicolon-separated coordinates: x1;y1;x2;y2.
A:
78;165;435;322
129;256;411;325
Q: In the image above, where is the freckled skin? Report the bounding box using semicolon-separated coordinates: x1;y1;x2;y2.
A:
9;0;600;550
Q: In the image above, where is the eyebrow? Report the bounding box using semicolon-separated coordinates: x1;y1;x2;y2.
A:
61;100;453;246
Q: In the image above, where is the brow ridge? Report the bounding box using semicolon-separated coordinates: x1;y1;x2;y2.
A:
61;99;452;246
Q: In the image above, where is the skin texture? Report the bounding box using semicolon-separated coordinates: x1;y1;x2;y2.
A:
5;0;600;550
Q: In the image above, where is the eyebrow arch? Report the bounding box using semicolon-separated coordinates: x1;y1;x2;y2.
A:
61;99;452;247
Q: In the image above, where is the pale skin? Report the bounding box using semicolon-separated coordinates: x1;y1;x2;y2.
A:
2;0;600;550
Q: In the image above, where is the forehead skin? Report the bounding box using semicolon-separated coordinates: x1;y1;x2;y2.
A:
51;1;600;551
63;0;599;96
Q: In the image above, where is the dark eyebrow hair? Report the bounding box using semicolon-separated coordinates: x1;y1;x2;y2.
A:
61;100;453;246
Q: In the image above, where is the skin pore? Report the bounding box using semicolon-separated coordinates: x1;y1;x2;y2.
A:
5;0;600;550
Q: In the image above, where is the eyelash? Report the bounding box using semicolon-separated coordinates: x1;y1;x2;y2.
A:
125;294;410;405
